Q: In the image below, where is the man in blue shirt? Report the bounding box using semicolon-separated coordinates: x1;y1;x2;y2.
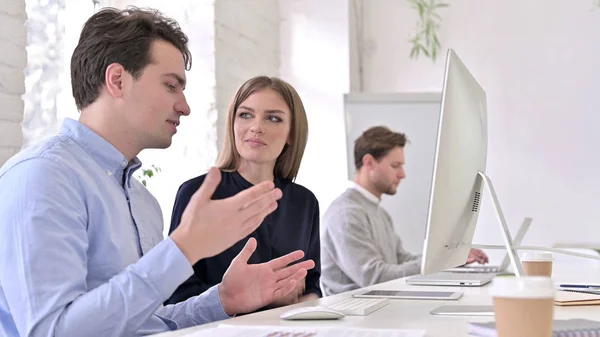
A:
0;7;314;337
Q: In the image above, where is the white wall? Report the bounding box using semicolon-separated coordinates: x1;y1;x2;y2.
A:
279;0;351;215
356;0;600;257
57;0;94;123
14;0;593;258
0;0;26;165
215;0;281;150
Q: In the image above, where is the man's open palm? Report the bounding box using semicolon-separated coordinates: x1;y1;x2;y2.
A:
218;238;315;315
171;167;282;264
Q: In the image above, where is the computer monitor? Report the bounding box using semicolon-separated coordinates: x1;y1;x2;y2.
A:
420;50;600;277
420;49;489;275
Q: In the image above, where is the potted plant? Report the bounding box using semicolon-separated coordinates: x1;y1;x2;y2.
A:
407;0;448;62
136;165;162;187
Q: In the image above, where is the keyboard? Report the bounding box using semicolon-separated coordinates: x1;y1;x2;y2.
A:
325;297;390;316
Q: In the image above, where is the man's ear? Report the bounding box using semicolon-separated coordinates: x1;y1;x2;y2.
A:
362;154;376;170
104;63;129;99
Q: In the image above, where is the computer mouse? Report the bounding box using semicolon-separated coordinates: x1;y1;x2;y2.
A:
280;306;345;320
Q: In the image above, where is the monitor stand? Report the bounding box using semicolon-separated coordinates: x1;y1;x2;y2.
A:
470;172;600;265
430;304;494;316
448;171;526;276
431;171;600;317
446;216;531;274
475;171;525;277
430;172;524;317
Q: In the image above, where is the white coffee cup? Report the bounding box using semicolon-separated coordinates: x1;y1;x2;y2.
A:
491;277;555;337
521;252;553;277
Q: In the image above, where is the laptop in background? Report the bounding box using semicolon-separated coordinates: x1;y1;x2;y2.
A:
445;217;532;275
406;218;532;287
406;272;495;287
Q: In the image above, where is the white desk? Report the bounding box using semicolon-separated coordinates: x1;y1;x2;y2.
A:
154;263;600;337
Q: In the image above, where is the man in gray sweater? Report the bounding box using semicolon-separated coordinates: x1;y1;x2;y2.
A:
320;126;489;296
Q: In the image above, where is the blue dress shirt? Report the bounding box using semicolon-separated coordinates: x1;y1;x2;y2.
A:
0;118;229;337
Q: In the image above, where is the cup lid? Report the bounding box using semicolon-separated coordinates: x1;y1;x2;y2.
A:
521;252;553;261
491;276;555;298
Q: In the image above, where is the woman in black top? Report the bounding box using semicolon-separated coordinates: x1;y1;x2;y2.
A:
166;76;321;308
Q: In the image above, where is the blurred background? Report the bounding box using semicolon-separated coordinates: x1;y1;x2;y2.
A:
2;0;600;262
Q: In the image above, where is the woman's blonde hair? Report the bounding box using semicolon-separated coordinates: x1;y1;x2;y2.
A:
216;76;308;180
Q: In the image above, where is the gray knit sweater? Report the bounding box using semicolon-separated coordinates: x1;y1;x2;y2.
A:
320;188;421;296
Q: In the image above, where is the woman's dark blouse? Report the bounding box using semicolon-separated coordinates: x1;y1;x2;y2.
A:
165;170;321;305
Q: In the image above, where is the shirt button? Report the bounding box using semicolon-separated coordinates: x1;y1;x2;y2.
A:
107;171;113;176
121;161;127;167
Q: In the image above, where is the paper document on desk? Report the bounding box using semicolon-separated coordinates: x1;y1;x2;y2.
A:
184;324;426;337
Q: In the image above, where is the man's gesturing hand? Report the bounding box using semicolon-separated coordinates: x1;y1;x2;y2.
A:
171;167;282;264
218;238;316;316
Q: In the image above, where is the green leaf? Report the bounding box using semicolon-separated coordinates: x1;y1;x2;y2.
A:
434;35;441;48
408;0;421;9
407;0;447;62
410;46;419;58
417;3;425;18
425;22;433;39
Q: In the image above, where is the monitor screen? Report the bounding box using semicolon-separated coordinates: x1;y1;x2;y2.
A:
421;49;488;275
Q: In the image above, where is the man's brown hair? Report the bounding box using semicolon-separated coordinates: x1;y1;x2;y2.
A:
354;126;407;170
70;7;191;110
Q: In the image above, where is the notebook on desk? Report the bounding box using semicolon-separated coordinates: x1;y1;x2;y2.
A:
468;319;600;337
555;289;600;306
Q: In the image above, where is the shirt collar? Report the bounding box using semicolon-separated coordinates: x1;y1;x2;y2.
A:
60;118;142;182
348;181;380;204
233;170;283;190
